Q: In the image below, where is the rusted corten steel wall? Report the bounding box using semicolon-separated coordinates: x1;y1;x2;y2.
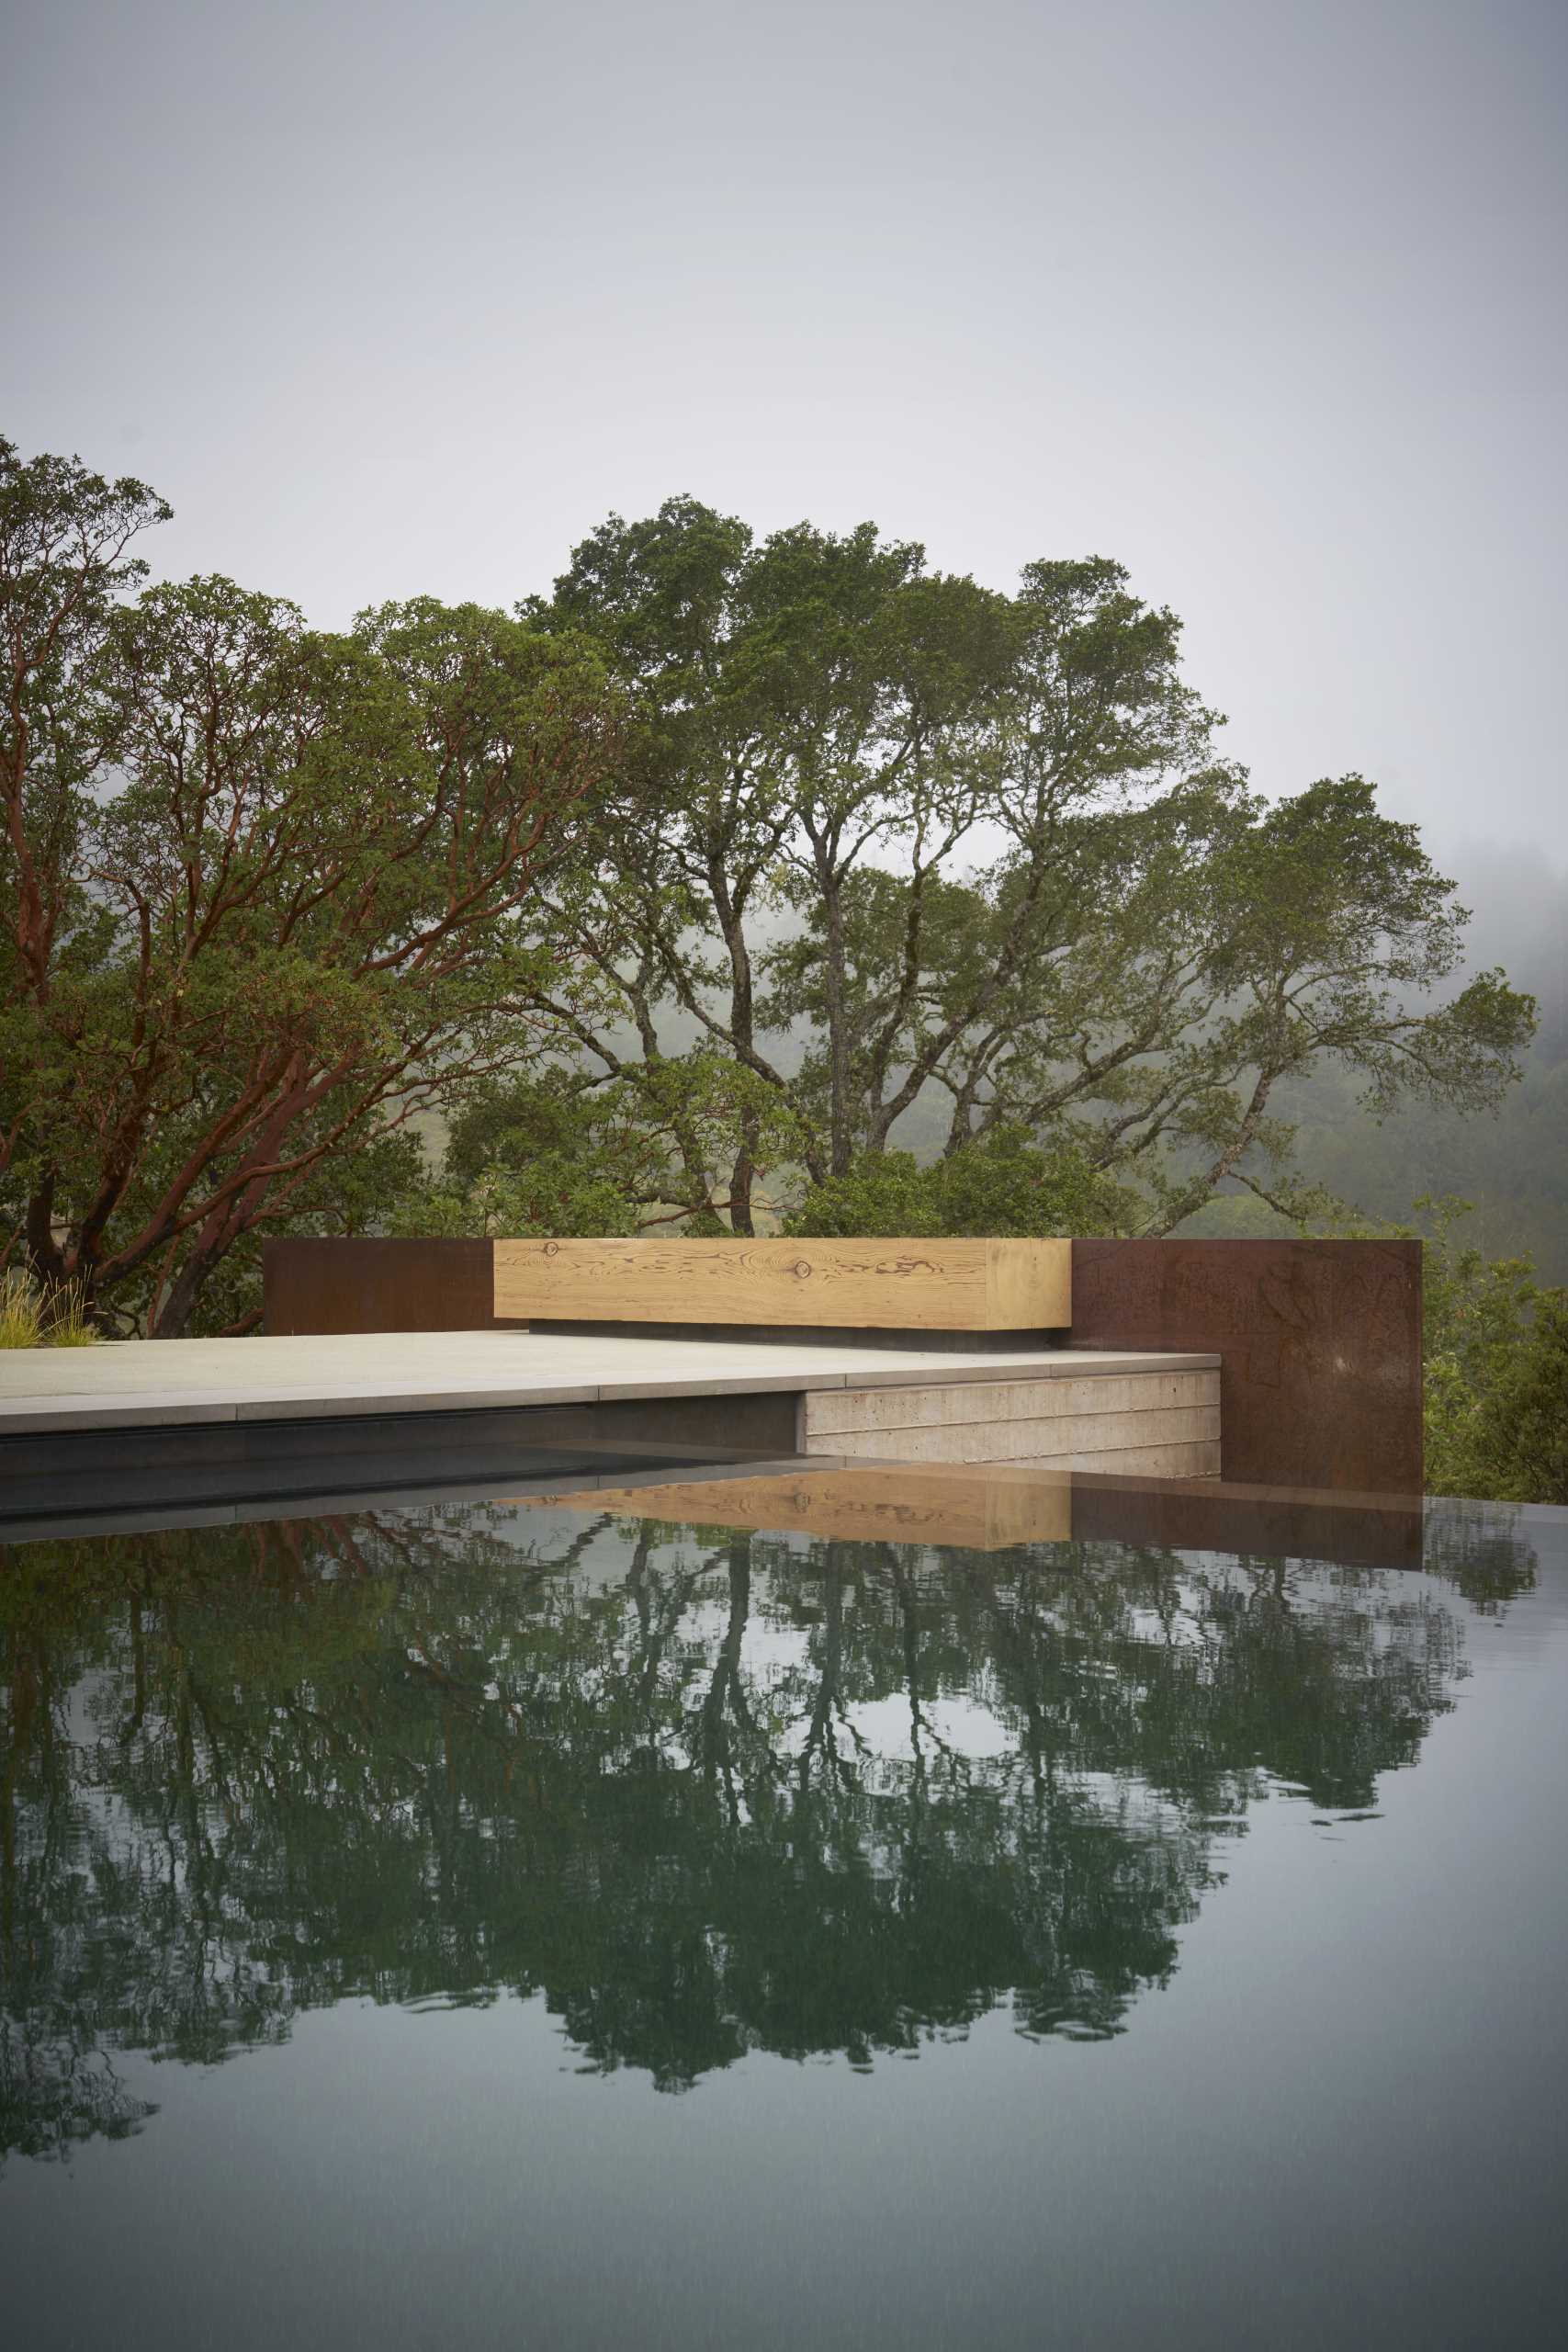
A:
1068;1476;1423;1571
263;1238;508;1335
1069;1238;1422;1493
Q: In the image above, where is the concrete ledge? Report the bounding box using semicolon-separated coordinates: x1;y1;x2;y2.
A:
804;1368;1218;1435
817;1405;1220;1464
0;1330;1219;1439
805;1362;1221;1476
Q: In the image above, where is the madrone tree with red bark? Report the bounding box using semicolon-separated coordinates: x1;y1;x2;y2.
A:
1;436;621;1334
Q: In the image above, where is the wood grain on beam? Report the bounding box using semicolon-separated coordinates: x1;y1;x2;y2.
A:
509;1464;1074;1549
492;1237;1072;1330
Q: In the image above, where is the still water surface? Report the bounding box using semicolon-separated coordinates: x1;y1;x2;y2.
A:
2;1489;1565;2348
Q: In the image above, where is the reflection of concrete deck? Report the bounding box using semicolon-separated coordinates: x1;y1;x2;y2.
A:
0;1329;1218;1438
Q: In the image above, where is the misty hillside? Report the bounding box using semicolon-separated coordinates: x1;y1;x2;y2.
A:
1180;842;1568;1276
434;837;1564;1266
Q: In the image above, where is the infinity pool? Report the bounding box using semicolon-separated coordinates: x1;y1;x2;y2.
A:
2;1486;1565;2348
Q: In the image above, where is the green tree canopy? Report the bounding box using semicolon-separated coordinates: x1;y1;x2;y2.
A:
1;441;623;1330
786;1126;1141;1238
1416;1199;1568;1503
1;441;1540;1319
533;499;1534;1231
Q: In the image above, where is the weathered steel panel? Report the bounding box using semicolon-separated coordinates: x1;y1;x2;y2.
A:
1069;1238;1422;1492
263;1238;504;1335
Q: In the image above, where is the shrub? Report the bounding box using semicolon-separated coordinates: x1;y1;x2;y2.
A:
785;1130;1138;1239
1418;1199;1567;1502
389;1157;639;1241
1428;1283;1568;1504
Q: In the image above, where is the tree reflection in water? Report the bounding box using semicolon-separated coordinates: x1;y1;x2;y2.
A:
0;1501;1538;2159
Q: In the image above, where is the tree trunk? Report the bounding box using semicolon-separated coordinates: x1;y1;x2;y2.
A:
728;1139;756;1235
819;871;854;1176
148;1253;209;1339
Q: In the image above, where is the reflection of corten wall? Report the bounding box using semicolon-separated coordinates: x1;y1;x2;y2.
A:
1069;1238;1422;1493
1068;1476;1423;1572
264;1238;507;1335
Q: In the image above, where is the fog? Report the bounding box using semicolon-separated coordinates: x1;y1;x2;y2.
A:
5;0;1565;865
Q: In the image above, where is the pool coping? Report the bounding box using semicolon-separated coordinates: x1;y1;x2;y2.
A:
0;1330;1221;1437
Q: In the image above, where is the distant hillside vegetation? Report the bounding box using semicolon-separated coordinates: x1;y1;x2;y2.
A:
1180;843;1567;1277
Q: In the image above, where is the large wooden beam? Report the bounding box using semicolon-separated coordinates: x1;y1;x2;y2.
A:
491;1236;1072;1331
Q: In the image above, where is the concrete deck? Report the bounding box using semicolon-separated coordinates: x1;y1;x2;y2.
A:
0;1329;1219;1437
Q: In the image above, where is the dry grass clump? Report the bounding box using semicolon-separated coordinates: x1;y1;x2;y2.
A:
0;1270;100;1347
45;1284;100;1345
0;1271;42;1347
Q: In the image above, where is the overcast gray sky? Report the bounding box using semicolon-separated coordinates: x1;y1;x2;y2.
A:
6;0;1565;862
